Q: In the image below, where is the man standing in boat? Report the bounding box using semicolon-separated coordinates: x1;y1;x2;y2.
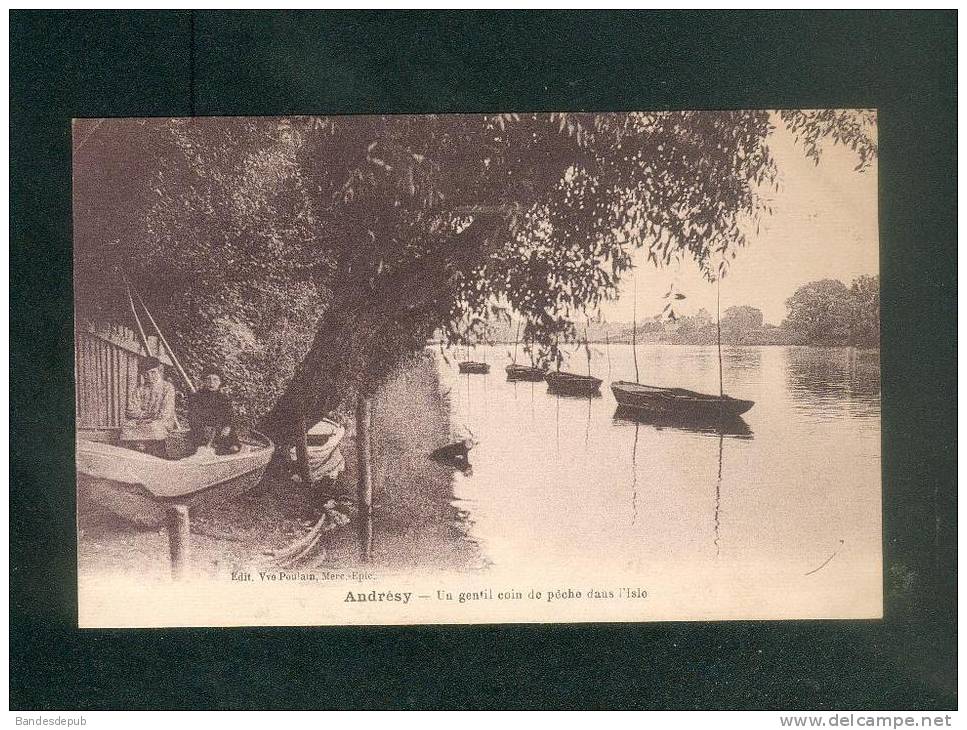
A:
120;356;177;457
187;366;241;455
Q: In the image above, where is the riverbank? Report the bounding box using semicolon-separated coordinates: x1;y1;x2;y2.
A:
77;351;483;582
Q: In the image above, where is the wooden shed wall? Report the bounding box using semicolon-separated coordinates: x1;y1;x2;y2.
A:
74;321;172;430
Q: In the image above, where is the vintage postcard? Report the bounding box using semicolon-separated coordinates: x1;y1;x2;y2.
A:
73;111;880;627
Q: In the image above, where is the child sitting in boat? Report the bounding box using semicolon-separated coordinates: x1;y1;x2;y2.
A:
119;356;177;457
187;366;241;456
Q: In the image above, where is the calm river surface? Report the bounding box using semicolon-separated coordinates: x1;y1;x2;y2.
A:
399;344;881;612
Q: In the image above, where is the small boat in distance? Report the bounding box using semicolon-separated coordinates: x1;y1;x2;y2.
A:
611;381;754;419
457;337;490;374
505;321;545;381
545;322;601;396
459;360;490;374
614;272;755;422
506;363;546;381
546;370;602;396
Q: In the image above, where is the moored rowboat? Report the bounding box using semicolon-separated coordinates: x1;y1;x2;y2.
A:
610;381;754;418
545;371;602;396
505;364;546;381
458;361;490;374
78;431;274;501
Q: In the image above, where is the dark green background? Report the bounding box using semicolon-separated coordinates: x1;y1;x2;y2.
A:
10;11;957;709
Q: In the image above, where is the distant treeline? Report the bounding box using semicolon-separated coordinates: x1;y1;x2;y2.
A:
480;275;879;348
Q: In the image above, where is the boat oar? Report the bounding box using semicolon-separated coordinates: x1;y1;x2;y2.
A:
129;281;196;394
122;272;152;356
605;331;612;382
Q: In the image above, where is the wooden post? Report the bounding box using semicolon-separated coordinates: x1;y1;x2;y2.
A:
294;414;311;484
717;277;724;399
165;504;191;580
512;320;521;364
356;394;373;562
632;274;640;383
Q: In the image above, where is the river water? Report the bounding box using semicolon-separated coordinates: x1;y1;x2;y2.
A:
391;343;882;618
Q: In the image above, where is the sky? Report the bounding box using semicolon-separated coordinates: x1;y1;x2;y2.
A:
599;113;879;326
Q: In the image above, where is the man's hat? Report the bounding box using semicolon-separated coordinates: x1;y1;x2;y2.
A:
138;356;163;373
201;365;223;379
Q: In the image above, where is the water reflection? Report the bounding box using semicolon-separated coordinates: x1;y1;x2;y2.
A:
358;344;880;587
612;405;753;439
723;345;763;371
714;431;723;556
785;347;881;402
548;388;603;400
631;421;639;526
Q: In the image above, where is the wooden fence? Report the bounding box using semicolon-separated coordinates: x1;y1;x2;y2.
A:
74;320;172;430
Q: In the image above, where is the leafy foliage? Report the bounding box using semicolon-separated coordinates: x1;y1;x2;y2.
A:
779;109;877;172
74;118;333;422
73;111;876;434
782;276;879;347
722;305;765;332
848;274;880;348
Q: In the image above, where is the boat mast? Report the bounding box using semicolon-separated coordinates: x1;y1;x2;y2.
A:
605;330;612;382
512;320;521;365
632;273;640;383
584;322;592;377
122;272;152;356
128;276;196;394
717;276;723;399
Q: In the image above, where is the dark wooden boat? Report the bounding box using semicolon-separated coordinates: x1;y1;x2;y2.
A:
545;371;602;396
429;438;475;472
459;360;490;374
505;363;546;381
611;380;754;418
505;321;545;381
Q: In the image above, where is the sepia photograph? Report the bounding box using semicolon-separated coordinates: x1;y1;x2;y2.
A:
10;7;957;715
72;110;881;627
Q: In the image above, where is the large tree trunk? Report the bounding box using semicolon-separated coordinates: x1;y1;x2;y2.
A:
257;211;508;441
